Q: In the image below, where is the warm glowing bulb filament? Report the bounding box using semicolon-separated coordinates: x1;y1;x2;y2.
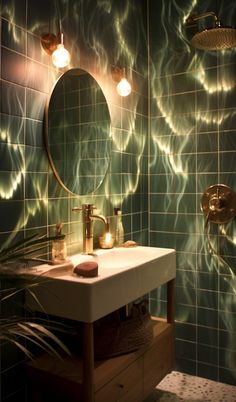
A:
52;44;71;68
116;78;132;97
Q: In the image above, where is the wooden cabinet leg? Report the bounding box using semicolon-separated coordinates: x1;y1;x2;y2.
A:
167;278;175;324
82;322;94;402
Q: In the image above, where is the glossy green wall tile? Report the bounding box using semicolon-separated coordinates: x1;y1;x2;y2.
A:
1;0;236;395
0;1;148;399
149;0;236;386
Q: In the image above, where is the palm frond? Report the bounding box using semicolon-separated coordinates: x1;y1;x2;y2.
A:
0;231;72;361
0;233;39;256
17;323;63;359
1;319;71;359
25;287;47;314
21;322;71;356
0;232;65;264
1;334;34;360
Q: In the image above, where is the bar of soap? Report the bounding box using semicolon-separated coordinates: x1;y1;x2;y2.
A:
73;261;98;277
123;240;138;248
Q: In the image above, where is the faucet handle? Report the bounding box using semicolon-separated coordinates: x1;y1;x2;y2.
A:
72;207;82;213
82;204;97;214
83;203;95;209
72;204;96;216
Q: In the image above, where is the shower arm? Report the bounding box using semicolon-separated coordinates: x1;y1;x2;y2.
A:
186;12;219;28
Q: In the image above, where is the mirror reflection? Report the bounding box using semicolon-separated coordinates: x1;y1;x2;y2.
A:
45;68;112;195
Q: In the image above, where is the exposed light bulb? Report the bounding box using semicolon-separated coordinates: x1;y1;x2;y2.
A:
52;43;71;68
116;77;132;97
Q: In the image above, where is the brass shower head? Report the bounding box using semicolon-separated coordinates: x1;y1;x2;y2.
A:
186;12;236;50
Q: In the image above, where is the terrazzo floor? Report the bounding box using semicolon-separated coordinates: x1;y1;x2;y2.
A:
144;371;236;402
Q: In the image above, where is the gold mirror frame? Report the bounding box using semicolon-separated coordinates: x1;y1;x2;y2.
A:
44;68;112;195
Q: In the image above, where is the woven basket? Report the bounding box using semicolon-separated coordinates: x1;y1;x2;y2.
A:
94;300;153;360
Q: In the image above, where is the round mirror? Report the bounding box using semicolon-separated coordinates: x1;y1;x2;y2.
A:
45;68;112;195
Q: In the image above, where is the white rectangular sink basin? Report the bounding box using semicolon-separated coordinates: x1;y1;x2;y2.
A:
26;246;176;323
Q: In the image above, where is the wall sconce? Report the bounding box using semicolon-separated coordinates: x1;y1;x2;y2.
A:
41;25;71;68
111;66;132;97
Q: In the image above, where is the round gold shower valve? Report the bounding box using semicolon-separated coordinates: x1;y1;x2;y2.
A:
208;194;226;211
201;184;236;224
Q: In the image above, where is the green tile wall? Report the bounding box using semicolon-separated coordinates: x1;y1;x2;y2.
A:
149;0;236;386
0;0;148;400
1;0;236;400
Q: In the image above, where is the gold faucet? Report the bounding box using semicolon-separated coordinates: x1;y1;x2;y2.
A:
72;204;109;254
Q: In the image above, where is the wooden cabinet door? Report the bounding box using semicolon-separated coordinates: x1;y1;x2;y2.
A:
95;357;143;402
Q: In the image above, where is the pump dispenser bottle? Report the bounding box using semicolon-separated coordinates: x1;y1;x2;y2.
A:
114;208;124;246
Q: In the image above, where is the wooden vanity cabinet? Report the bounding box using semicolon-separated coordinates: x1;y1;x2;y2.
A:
95;318;174;402
26;279;175;402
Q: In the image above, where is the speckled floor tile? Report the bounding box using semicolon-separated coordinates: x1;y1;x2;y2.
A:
144;371;236;402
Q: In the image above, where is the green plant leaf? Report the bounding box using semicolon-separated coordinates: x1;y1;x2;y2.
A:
17;323;63;358
1;334;34;360
26;322;71;356
0;233;65;263
1;317;71;359
0;233;38;256
0;231;71;362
